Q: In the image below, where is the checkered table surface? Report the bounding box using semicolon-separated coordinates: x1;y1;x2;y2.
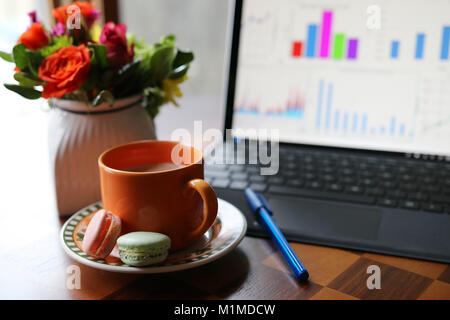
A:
102;237;450;300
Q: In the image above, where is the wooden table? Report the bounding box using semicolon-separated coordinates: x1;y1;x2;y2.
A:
0;94;449;300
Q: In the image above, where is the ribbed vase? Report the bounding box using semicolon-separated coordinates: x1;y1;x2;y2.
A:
48;96;156;217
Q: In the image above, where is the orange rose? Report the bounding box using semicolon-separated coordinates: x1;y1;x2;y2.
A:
18;22;49;50
53;1;100;26
38;45;91;98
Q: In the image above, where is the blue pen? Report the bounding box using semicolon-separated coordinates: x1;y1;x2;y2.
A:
245;188;309;282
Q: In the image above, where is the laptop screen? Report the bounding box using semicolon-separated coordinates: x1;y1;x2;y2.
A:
230;0;450;157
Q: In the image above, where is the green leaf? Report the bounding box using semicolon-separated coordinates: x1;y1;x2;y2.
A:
169;64;189;79
113;60;141;84
4;84;41;99
149;46;177;84
89;44;109;69
92;90;115;107
12;44;28;70
173;49;194;68
169;49;194;79
40;36;73;57
13;73;44;87
160;34;176;45
0;51;13;63
27;50;44;76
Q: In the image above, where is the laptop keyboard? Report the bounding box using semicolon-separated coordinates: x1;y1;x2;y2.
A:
205;148;450;214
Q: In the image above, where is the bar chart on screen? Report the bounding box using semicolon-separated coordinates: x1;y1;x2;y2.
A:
313;77;415;140
233;0;450;156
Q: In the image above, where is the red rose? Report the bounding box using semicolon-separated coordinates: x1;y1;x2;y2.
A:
38;45;91;98
99;22;134;70
18;22;49;50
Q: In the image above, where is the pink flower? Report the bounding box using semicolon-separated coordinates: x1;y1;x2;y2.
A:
28;10;38;24
99;22;134;70
51;22;66;37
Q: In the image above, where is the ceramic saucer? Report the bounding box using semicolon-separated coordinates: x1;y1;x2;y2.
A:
60;198;247;273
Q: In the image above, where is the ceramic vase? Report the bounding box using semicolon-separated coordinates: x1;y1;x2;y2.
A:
48;96;156;217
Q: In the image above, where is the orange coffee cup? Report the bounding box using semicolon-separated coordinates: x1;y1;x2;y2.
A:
98;140;218;251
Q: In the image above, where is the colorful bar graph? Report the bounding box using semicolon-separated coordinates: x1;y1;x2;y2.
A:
391;41;400;58
313;80;411;138
289;11;450;62
292;41;303;57
333;33;345;59
441;26;450;60
306;24;318;57
362;114;368;134
347;38;358;59
334;110;340;130
343;113;349;132
320;11;333;58
352;114;358;132
325;83;333;129
415;33;425;59
390;117;396;135
316;79;325;128
399;124;405;136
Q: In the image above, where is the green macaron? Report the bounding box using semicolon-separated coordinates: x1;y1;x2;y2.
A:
117;232;171;267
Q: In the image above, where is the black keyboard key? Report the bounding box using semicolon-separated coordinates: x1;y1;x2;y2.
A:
418;176;436;184
205;171;229;179
400;183;419;192
400;174;415;182
361;178;376;187
285;163;298;170
282;170;297;177
380;172;395;180
386;190;407;199
408;191;429;201
229;165;245;172
341;176;356;184
366;187;384;196
205;164;229;172
305;181;323;190
378;198;398;207
230;172;247;181
302;172;316;180
249;175;266;183
321;174;336;182
327;183;344;192
379;181;397;189
250;183;267;192
229;181;247;190
287;179;304;187
430;195;450;204
268;176;284;185
321;166;334;174
268;185;376;205
341;168;354;176
421;185;441;193
302;164;316;172
211;178;230;188
246;166;260;174
422;202;444;213
346;185;364;194
399;200;420;210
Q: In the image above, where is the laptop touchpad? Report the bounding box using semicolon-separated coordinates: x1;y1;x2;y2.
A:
268;196;382;241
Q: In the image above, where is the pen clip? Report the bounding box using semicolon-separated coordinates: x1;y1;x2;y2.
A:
256;193;273;216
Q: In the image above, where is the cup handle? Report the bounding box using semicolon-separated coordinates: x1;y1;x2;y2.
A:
185;178;218;240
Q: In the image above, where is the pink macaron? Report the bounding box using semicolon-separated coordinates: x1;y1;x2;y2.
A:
82;209;122;259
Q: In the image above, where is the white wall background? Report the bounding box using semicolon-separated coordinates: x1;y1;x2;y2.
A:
120;0;233;138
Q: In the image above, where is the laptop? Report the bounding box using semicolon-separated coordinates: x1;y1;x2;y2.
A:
205;0;450;263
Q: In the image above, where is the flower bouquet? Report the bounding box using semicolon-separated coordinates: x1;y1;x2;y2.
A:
0;1;194;118
0;2;196;216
